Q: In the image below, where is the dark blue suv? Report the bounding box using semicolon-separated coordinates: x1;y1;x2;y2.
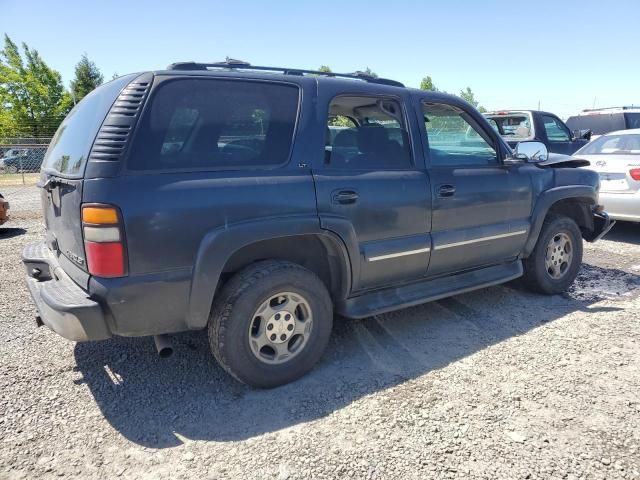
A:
23;61;613;387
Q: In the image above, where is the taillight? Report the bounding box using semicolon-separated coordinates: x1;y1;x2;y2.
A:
81;205;126;277
629;168;640;181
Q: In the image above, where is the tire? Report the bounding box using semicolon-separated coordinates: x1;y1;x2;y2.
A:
6;165;17;174
522;214;583;294
208;260;333;388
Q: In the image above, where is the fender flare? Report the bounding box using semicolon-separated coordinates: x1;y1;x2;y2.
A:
186;216;353;329
522;185;597;257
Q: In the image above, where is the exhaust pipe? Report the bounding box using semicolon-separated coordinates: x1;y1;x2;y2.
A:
153;334;173;358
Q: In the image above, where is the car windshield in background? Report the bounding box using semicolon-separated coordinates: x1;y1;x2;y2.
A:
577;134;640;155
485;114;532;140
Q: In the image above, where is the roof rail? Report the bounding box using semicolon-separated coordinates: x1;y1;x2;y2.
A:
166;59;405;88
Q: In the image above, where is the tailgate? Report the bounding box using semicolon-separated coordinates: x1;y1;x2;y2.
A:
41;177;86;271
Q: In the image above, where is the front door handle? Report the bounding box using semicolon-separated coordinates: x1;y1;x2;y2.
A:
333;190;359;205
438;185;456;197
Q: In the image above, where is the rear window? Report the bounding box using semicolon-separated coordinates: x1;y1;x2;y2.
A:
485;114;533;141
577;134;640;155
43;74;136;177
128;79;299;171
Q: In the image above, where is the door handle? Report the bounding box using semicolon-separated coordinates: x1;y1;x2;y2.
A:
333;190;359;205
438;185;456;197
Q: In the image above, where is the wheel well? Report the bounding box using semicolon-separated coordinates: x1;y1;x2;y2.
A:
548;197;594;235
220;235;349;300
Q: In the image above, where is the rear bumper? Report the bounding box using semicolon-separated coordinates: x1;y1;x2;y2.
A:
598;192;640;222
584;210;615;242
22;242;111;342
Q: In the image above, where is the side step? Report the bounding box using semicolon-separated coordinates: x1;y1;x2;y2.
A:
337;260;523;319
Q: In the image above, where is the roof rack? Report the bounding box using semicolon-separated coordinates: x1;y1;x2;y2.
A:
166;59;405;88
580;106;639;112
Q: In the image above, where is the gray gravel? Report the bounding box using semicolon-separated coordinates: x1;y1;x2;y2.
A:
1;187;639;480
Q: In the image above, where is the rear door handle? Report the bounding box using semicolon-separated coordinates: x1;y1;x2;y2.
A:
333;190;359;205
438;185;456;197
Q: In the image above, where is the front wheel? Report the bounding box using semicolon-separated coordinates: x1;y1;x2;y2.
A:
522;214;583;294
208;260;333;388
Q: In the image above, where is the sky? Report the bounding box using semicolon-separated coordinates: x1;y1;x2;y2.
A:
2;0;639;119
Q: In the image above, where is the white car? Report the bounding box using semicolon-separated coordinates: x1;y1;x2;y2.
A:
576;128;640;222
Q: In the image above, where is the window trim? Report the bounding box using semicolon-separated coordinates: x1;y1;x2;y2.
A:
420;99;501;168
541;114;571;143
322;93;417;170
123;76;303;175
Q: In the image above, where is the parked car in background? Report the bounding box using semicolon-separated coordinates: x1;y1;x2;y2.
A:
576;129;640;222
0;194;9;226
567;107;640;137
484;110;591;155
2;147;46;173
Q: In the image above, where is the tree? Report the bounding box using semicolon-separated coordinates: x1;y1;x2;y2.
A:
317;65;332;73
0;34;72;138
458;87;486;112
420;75;438;91
71;54;104;102
361;67;378;78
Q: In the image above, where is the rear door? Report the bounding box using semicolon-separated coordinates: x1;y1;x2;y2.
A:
313;88;432;292
40;74;136;285
420;99;533;276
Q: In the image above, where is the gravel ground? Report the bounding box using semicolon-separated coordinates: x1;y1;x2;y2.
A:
1;186;639;480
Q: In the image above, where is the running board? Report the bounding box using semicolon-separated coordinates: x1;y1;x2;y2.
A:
337;260;523;319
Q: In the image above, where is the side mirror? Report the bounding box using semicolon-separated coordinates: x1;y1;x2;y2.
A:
513;141;548;162
573;129;592;141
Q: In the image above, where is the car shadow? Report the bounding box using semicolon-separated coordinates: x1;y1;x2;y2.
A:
0;227;26;239
73;262;639;448
601;221;640;245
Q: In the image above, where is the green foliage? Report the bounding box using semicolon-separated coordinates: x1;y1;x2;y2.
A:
318;65;332;73
328;115;354;127
459;87;478;107
361;67;378;78
0;34;72;138
71;53;104;102
420;76;437;91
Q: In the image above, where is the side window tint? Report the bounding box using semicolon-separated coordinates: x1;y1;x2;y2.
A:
129;79;299;171
422;102;497;166
324;96;411;169
542;115;570;142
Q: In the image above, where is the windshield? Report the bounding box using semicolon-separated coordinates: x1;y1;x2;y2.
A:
576;134;640;155
485;113;533;140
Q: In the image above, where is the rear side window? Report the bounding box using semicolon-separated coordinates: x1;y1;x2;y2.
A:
43;74;136;177
128;79;299;171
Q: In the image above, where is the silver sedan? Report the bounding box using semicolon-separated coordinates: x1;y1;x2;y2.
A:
576;129;640;222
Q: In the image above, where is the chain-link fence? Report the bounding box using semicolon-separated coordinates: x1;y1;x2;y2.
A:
0;138;51;186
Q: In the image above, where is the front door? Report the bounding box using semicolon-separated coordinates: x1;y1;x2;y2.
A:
539;113;583;155
419;99;533;276
313;93;432;292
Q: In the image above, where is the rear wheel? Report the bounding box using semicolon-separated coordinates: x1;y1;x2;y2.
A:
6;165;17;174
522;214;583;294
208;260;333;388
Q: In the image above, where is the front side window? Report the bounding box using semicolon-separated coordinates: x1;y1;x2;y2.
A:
323;96;412;169
423;102;497;166
129;79;299;171
542;115;571;142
